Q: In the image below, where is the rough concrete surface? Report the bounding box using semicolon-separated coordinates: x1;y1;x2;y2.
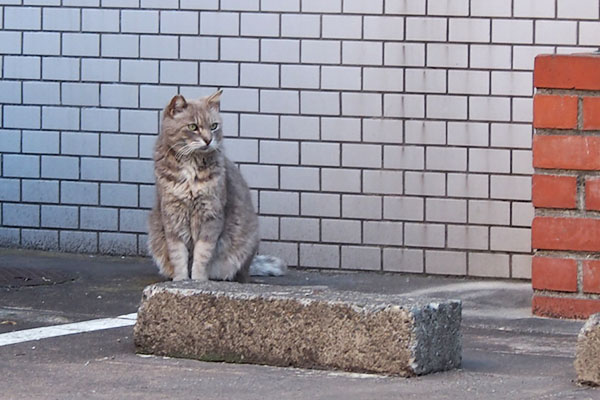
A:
134;281;461;376
1;249;599;399
575;313;600;386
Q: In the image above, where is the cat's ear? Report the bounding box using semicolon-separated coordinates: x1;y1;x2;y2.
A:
166;94;187;118
206;89;223;110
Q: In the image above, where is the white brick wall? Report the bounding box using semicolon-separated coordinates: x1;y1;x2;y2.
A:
3;1;596;279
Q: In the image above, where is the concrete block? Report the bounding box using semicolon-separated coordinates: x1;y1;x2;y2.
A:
23;32;60;55
342;194;382;219
0;130;21;153
41;156;79;179
160;11;198;35
42;106;79;131
100;134;138;158
102;34;140;58
99;232;138;255
260;140;299;165
240;114;278;138
121;110;158;134
364;221;403;246
322;219;361;244
82;9;120;32
200;11;239;36
241;12;279;37
100;183;138;207
22;180;59;203
280;115;320;140
0;32;22;54
61;132;99;156
21;229;58;251
61;181;98;205
140;35;179;59
240;64;279;88
0;81;21;103
101;84;139;108
23;130;59;154
221;38;259;62
61;83;100;106
383;248;424;274
280;167;319;191
342;41;383;66
300;243;339;269
261;39;300;63
259;191;298;215
302;0;341;13
281;14;320;38
470;44;511;69
135;281;462;376
5;6;41;30
301;40;341;65
240;164;278;189
384;196;424;221
42;7;79;31
81;157;119;181
62;33;99;57
0;228;20;248
406;223;445;248
342;246;381;270
301;142;340;166
384;42;425;67
60;230;97;253
3;203;39;227
0;178;20;201
81;59;119;82
41;205;78;229
300;91;340;116
80;206;118;231
4;56;40;80
181;37;218;61
322;168;361;193
301;193;340;217
3;154;39;178
160;61;198;85
81;108;118;132
121;159;155;184
120;209;149;233
280;217;319;241
575;313;600;386
260;90;299;115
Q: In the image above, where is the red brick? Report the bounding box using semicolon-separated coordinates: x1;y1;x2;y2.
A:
532;257;578;292
532;174;577;209
534;54;600;91
532;295;600;319
583;97;600;131
533;135;600;170
583;260;600;294
532;217;600;252
533;95;578;129
586;178;600;211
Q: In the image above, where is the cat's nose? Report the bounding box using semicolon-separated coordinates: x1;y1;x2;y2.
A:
204;136;212;145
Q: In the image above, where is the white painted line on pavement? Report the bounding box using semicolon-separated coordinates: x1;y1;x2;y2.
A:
0;313;137;347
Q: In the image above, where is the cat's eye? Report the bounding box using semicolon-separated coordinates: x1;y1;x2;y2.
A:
210;122;219;131
187;123;198;131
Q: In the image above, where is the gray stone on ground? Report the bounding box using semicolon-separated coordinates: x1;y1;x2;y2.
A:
575;313;600;386
134;281;462;376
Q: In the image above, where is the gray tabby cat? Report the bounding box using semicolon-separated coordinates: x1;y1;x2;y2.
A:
148;90;286;282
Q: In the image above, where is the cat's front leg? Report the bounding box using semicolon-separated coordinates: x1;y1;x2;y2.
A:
166;236;189;281
191;239;216;281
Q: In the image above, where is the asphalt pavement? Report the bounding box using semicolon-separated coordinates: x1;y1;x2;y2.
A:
0;248;597;399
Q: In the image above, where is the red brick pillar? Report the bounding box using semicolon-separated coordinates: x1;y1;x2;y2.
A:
532;53;600;319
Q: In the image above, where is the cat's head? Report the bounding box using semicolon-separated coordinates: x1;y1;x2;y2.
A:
161;90;224;156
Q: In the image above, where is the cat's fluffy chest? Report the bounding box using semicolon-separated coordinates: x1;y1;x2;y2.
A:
169;162;221;202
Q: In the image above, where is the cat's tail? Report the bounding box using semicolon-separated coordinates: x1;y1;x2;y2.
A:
249;255;287;276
